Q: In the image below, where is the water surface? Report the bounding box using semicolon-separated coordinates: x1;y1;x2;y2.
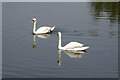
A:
2;2;118;78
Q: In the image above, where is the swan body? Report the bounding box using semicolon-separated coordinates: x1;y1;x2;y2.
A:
58;32;89;51
63;42;84;49
32;18;55;34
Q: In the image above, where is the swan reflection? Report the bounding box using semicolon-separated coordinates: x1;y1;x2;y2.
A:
32;34;51;48
57;50;87;66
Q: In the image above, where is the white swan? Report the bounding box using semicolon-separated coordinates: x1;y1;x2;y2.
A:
58;32;89;51
32;18;55;34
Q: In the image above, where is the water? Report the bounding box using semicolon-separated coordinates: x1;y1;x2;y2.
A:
2;2;118;78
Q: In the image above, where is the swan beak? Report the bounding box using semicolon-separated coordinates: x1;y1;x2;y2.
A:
31;20;34;23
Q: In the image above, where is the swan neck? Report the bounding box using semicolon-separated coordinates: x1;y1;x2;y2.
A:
58;34;65;50
58;33;66;50
58;33;62;49
33;22;36;34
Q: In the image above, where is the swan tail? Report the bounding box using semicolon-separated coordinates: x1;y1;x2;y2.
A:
51;26;55;31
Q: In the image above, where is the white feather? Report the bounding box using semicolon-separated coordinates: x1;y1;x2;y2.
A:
32;18;55;34
58;32;89;51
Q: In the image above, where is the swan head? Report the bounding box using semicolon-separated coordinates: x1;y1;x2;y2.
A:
58;32;61;36
32;18;36;24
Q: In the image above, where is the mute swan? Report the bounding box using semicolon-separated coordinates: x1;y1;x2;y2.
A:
32;18;55;34
58;32;89;51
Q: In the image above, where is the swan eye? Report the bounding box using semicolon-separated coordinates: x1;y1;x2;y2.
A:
32;20;35;23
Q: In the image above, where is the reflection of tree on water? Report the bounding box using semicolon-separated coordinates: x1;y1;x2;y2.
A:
89;2;118;38
90;2;119;23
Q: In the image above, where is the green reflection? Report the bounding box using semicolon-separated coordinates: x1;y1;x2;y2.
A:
90;2;119;23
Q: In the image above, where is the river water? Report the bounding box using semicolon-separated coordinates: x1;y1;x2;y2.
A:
2;2;118;78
